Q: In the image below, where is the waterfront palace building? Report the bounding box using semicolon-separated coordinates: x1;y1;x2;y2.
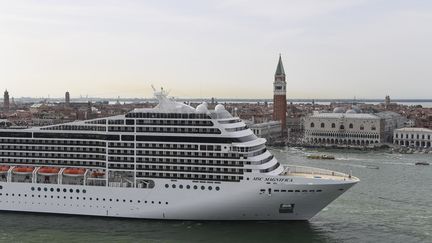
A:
304;111;383;146
393;127;432;148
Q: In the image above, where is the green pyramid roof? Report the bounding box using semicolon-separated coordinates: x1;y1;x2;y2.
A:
275;54;285;76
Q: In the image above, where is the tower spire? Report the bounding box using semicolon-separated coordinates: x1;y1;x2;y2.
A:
275;54;285;76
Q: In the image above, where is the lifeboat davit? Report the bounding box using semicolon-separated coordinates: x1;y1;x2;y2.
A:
13;166;34;175
63;168;86;177
0;165;10;174
38;167;60;176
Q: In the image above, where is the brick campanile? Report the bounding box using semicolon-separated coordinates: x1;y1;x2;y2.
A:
273;55;287;132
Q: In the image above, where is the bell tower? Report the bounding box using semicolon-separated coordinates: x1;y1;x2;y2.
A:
273;54;287;132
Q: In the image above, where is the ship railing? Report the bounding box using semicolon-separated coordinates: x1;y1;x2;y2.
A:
282;165;351;179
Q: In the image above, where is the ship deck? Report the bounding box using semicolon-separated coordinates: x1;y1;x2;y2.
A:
281;165;359;181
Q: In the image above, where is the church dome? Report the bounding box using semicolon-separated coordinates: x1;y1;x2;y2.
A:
333;107;345;113
351;105;361;113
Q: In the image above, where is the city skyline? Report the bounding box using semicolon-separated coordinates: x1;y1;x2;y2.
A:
1;1;431;99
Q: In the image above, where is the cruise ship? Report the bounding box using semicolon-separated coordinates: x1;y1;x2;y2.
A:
0;89;359;220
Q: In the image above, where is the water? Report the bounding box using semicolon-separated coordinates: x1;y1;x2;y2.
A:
0;148;431;243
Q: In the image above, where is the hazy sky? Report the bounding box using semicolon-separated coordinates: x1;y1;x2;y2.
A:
0;0;431;99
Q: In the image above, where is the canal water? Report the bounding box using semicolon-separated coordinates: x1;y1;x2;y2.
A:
0;147;431;243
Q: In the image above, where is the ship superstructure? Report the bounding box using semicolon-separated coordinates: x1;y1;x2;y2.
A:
0;90;358;220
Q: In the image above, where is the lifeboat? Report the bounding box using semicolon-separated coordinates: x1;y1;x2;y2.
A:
38;167;60;176
91;171;105;178
13;166;34;175
63;168;86;177
0;165;10;174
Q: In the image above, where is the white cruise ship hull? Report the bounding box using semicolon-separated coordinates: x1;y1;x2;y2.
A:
0;176;356;220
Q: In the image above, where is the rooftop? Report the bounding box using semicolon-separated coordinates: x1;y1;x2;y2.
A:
395;127;432;133
309;112;380;119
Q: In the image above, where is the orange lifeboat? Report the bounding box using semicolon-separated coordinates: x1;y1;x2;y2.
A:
0;165;10;174
38;167;60;176
91;171;105;178
13;166;34;175
63;168;86;177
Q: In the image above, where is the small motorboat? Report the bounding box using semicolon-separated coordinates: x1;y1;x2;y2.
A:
415;162;430;166
307;154;335;160
366;165;380;170
38;167;60;176
63;168;86;177
13;167;34;175
0;165;10;174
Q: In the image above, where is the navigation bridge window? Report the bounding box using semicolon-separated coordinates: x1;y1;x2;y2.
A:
279;204;295;213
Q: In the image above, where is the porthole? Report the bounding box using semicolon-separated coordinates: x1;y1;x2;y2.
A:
37;187;41;191
44;188;48;192
50;188;54;192
172;184;176;189
208;186;212;190
31;187;35;191
0;186;2;190
76;189;80;193
193;185;198;190
179;185;183;189
83;189;87;193
63;189;67;192
165;184;169;188
201;186;205;190
186;185;190;189
57;188;60;192
151;201;154;204
216;187;220;191
69;189;73;193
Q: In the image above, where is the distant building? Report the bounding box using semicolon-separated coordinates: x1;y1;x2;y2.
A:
248;120;282;140
3;90;9;112
393;127;432;148
304;112;383;146
273;55;287;133
304;108;408;146
65;91;70;106
384;95;391;109
375;111;407;142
